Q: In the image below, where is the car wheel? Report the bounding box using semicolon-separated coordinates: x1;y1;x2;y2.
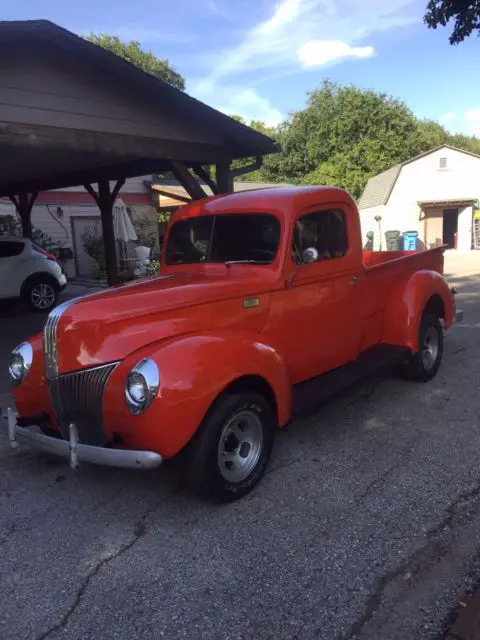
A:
187;392;276;503
395;313;444;382
24;278;59;313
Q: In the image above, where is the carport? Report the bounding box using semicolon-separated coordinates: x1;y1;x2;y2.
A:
0;20;278;284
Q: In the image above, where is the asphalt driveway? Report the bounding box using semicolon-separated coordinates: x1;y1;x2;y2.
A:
0;256;479;640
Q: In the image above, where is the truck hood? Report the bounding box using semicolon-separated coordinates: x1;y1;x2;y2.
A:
52;272;274;373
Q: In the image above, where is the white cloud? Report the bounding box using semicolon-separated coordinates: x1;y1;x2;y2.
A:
189;0;416;124
218;88;284;126
465;109;480;122
464;110;480;135
189;80;285;126
440;112;454;123
298;40;374;67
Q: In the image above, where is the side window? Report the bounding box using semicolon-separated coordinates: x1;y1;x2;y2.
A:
0;241;24;258
292;209;348;264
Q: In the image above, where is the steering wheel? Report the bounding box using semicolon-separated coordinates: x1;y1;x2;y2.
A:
249;249;276;261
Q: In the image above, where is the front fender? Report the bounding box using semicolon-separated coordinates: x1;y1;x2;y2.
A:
382;270;455;352
102;330;291;458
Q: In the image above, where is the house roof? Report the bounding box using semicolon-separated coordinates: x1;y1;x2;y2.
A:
0;20;279;196
357;165;401;210
358;144;480;210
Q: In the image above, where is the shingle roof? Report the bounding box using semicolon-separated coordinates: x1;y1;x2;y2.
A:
358;144;480;210
358;165;401;209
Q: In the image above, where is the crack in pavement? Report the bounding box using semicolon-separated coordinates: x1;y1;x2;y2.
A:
266;455;303;476
342;477;480;640
0;523;16;548
35;484;182;640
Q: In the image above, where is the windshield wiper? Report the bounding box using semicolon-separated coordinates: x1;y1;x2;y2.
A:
224;260;269;267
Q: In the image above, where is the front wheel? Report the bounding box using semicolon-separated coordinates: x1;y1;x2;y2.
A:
187;392;276;503
396;313;444;382
24;278;58;313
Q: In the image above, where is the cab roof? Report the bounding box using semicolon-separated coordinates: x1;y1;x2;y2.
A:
171;185;354;222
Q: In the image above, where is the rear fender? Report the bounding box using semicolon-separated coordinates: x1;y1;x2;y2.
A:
382;270;455;352
103;330;291;458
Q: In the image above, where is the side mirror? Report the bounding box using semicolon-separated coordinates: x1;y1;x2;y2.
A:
302;247;318;264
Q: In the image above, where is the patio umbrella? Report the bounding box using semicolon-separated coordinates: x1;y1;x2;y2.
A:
113;199;137;242
113;199;137;271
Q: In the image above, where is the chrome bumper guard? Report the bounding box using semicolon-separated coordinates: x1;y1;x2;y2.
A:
4;408;162;470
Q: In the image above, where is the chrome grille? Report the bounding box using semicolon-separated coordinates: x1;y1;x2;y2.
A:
43;298;76;379
49;363;119;445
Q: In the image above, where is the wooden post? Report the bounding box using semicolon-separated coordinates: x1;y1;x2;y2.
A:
84;178;125;286
215;163;233;194
9;191;38;238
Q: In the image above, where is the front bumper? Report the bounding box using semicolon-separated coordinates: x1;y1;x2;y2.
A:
4;408;162;470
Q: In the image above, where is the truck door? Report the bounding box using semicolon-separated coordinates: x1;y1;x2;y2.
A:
266;204;364;384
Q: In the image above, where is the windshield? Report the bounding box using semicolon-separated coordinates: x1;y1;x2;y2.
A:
165;214;281;265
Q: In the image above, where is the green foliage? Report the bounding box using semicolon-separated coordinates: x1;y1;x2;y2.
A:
133;213;157;249
0;215;19;236
0;215;59;251
230;117;282;183
228;80;480;200
144;260;160;276
81;226;106;278
424;0;480;44
85;34;185;90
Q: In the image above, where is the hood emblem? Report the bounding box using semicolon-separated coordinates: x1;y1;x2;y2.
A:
243;297;260;309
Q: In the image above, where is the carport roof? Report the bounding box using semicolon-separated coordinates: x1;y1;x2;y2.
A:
0;20;279;196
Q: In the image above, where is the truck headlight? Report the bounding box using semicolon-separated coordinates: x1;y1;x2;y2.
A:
9;342;33;387
125;358;159;415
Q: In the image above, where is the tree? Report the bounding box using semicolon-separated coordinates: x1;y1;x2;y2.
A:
261;81;427;198
255;80;480;199
229;116;281;182
424;0;480;44
85;34;185;90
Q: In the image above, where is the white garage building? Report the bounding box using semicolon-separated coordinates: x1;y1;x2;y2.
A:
359;145;480;252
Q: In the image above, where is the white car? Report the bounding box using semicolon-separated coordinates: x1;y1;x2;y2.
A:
0;237;67;312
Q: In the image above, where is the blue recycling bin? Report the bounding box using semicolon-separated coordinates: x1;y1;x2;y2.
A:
402;231;418;250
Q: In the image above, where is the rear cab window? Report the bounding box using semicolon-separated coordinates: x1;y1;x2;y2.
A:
292;209;348;264
0;241;25;258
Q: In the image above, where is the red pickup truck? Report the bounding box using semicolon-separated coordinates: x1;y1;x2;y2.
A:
6;186;462;502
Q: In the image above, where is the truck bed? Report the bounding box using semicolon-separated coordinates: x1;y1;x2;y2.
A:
360;247;446;351
363;246;444;273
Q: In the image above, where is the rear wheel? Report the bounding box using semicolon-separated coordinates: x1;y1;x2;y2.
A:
396;313;443;382
23;277;58;313
187;392;276;503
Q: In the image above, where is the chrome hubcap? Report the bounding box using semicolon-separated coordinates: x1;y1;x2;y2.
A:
31;284;55;310
422;326;439;371
217;410;264;483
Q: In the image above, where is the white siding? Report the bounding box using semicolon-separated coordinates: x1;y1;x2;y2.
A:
359;205;386;250
384;147;480;248
56;175;153;195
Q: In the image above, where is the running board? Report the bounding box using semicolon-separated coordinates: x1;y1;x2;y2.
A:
292;344;408;420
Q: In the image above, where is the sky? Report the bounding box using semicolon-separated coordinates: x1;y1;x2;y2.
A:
4;0;480;135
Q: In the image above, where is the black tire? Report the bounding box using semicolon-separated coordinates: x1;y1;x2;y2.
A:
187;392;276;503
396;313;444;382
23;276;59;313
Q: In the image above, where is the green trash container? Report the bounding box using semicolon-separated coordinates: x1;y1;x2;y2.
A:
385;230;401;251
